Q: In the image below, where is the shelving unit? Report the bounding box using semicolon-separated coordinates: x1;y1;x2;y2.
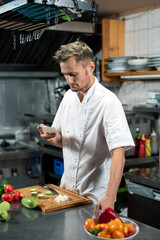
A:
102;18;160;82
104;70;160;82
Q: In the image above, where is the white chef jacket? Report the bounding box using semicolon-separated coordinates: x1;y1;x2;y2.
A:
52;78;134;203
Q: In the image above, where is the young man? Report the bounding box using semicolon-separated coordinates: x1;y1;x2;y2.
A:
37;41;134;219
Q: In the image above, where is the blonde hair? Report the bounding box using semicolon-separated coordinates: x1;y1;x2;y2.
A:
53;41;93;64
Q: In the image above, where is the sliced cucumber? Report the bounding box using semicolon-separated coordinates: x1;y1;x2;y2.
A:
37;194;45;199
31;191;38;197
30;189;37;193
45;191;53;196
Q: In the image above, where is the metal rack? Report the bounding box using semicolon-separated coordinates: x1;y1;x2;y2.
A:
0;0;98;32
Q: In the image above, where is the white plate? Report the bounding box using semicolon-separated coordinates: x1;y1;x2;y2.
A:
128;58;148;66
108;56;136;63
40;126;60;136
84;217;139;240
148;56;160;60
107;69;129;73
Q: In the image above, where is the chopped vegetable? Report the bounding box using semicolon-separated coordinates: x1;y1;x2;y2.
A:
54;195;69;202
30;189;37;193
45;191;53;196
37;194;45;199
31;191;38;197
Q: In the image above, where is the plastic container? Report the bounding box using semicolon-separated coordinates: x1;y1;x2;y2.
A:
53;158;64;176
138;134;145;158
134;128;140;156
145;134;151;157
151;129;158;155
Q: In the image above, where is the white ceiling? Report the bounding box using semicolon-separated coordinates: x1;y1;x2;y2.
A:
88;0;160;18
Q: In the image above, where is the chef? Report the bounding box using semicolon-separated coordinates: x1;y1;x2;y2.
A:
37;41;134;219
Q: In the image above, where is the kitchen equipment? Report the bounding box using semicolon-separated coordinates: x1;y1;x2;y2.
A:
15;129;30;142
127;181;160;229
16;184;92;212
151;129;158;155
37;181;59;195
0;0;97;32
84;217;139;240
125;167;160;229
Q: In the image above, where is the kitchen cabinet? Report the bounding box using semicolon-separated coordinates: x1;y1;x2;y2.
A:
125;167;160;229
102;18;160;82
102;18;124;82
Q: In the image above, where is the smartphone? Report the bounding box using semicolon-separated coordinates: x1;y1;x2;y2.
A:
40;126;60;136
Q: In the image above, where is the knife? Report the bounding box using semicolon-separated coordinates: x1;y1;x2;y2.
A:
37;181;59;195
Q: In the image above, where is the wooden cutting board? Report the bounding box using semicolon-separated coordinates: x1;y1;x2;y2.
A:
16;184;92;213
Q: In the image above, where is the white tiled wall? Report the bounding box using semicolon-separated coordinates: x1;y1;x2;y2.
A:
116;8;160;110
124;8;160;57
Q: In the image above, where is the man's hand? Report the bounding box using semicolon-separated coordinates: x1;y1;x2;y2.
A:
37;124;62;148
92;195;114;220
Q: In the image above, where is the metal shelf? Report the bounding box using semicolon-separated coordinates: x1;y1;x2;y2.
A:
0;0;97;32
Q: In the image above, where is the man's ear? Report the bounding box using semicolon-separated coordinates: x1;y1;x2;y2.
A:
89;61;95;72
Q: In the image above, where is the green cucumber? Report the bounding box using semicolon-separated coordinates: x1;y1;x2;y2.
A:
21;197;38;209
0;209;8;221
0;201;10;212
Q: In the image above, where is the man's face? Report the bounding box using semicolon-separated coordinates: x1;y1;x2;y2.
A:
60;56;95;93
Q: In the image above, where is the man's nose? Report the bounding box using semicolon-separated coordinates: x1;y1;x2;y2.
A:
66;76;74;84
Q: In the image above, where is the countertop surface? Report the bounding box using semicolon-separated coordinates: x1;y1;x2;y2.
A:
125;166;160;190
0;176;160;240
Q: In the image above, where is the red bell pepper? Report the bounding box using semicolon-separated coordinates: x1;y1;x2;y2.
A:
98;207;123;223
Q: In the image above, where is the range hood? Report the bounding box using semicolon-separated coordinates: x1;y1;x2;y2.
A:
0;0;98;32
0;29;101;67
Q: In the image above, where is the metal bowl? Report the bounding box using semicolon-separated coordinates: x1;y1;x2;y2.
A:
84;217;139;240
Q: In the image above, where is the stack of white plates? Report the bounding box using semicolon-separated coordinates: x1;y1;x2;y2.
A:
127;58;152;71
148;56;160;70
106;56;136;73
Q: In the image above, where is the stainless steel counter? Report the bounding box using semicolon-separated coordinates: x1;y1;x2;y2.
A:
0;176;160;240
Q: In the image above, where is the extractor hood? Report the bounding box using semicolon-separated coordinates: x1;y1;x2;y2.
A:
0;0;98;32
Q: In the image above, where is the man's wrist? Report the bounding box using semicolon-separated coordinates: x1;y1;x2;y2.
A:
104;193;116;202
